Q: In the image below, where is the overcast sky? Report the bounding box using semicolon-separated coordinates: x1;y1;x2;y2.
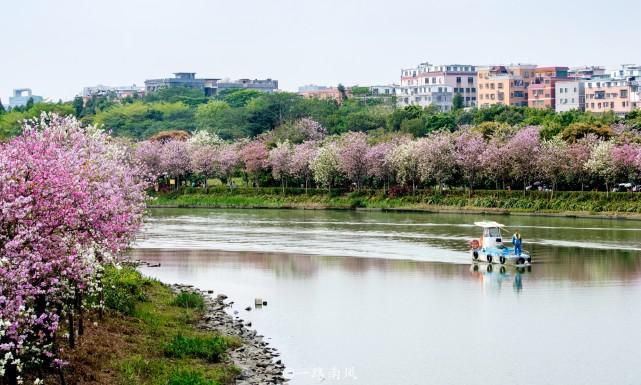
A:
1;0;640;103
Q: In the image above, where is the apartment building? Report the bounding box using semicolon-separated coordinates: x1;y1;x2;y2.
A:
477;64;536;107
399;63;476;108
584;78;640;114
555;80;585;112
527;67;569;109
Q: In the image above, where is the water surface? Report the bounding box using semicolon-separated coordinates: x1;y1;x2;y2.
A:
134;208;641;385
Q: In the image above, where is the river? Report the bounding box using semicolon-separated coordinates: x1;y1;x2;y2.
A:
133;208;641;385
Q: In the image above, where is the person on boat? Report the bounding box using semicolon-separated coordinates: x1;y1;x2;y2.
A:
512;230;522;256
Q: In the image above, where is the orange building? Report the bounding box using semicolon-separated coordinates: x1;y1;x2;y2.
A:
477;64;536;107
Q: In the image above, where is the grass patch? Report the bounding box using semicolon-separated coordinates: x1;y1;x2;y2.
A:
102;265;153;315
174;291;205;310
164;335;229;362
168;370;218;385
33;266;242;385
149;188;641;216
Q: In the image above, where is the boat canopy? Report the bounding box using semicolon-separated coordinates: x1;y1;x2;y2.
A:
474;221;505;228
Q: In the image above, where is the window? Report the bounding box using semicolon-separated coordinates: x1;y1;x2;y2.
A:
456;77;461;83
468;77;474;84
621;90;628;98
465;88;470;93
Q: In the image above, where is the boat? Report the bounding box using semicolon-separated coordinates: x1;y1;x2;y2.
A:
468;221;531;265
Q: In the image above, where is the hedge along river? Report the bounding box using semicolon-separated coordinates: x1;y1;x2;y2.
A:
133;208;641;385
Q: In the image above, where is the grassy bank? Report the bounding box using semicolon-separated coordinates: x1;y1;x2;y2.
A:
32;266;240;385
149;188;641;217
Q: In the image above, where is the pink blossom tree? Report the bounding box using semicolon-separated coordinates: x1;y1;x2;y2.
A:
611;142;641;182
239;140;269;187
291;141;319;192
479;137;510;190
134;140;164;178
190;144;218;191
454;130;485;194
417;132;456;190
268;141;294;192
365;142;393;193
0;114;147;383
504;126;541;192
567;135;598;191
389;140;420;193
215;143;241;191
160;139;191;188
537;137;570;196
336;132;370;190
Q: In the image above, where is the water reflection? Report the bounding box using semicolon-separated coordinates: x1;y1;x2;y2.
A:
469;263;531;293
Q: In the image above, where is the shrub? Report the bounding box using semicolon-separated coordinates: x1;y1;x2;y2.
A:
173;291;205;310
102;265;151;315
167;370;218;385
164;335;229;362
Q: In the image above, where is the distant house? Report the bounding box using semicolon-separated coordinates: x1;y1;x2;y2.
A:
144;72;278;96
9;88;43;108
81;84;145;101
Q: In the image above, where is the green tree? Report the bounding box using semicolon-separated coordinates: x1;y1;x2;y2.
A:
219;89;263;108
337;84;348;101
72;96;84;117
144;87;208;107
25;97;34;110
452;93;464;110
0;100;5;115
245;92;303;136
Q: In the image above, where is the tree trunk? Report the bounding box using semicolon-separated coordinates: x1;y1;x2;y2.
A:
75;287;84;336
5;363;18;385
68;306;75;348
59;368;67;385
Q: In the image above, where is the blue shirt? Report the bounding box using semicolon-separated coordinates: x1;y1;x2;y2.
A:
512;234;522;246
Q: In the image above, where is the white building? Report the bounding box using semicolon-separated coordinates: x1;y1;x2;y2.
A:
555;80;585;112
397;85;454;111
82;84;144;100
610;64;641;80
368;84;399;96
399;63;476;108
9;88;43;108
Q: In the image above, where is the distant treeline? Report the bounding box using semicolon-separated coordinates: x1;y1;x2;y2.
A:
2;86;641;141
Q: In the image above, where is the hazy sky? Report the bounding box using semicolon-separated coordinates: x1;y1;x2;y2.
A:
1;0;640;103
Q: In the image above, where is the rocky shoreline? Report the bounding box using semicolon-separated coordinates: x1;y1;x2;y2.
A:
170;284;288;385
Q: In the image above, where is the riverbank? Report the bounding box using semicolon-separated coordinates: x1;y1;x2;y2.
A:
31;266;285;385
148;189;641;220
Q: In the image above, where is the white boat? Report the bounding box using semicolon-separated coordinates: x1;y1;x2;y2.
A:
468;221;531;265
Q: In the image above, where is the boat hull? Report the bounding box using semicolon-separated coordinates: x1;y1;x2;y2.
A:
471;247;531;265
